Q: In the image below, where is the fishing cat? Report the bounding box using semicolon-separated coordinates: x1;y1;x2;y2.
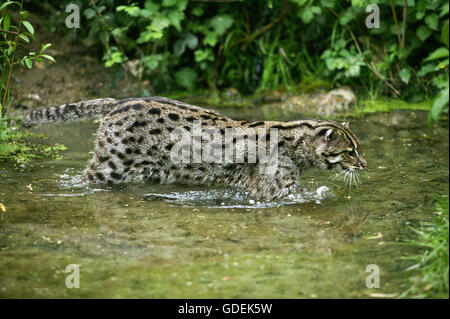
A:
23;97;367;200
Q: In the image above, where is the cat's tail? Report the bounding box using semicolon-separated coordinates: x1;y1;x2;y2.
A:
22;98;118;128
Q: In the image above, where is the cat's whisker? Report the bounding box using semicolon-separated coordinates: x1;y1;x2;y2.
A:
331;169;347;181
355;172;361;185
349;171;354;191
352;171;359;188
344;169;351;187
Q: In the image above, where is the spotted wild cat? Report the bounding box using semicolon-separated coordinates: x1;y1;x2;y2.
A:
23;97;367;200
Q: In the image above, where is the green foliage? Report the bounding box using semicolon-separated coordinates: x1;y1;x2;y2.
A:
24;0;450;100
401;197;449;298
423;21;449;124
0;0;55;117
0;1;62;165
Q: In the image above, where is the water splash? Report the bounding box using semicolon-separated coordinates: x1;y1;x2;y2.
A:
144;185;334;208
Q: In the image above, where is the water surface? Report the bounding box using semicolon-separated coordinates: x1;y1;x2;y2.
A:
0;107;448;298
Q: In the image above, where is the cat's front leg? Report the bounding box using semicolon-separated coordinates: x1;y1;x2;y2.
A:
249;156;302;201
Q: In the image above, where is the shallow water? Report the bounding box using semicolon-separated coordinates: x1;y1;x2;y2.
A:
0;107;448;298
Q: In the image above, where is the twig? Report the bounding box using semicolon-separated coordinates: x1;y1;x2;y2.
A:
401;0;407;48
389;0;402;48
0;29;19;35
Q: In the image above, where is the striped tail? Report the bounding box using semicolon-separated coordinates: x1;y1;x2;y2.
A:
22;98;118;128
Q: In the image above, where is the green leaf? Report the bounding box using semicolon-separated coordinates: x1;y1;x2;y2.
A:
299;6;321;24
339;6;361;26
173;40;186;56
175;67;197;91
144;1;160;15
417;25;432;41
399;68;411;84
320;0;335;8
192;7;204;16
168;10;184;32
440;2;449;17
418;63;438;77
3;13;10;31
151;15;170;30
41;54;56;63
299;8;314;24
438;59;449;69
142;55;161;70
20;10;28;19
428;87;449;124
22;21;34;35
18;33;29;43
425;47;449;61
137;27;164;43
41;43;52;53
209;15;234;36
425;13;439;31
194;48;214;62
204;31;218;47
139;9;152;19
176;0;188;11
104;51;123;68
84;8;96;19
185;33;198;49
351;0;365;6
290;0;308;5
117;4;141;17
0;1;20;12
441;21;449;47
162;0;177;7
174;33;197;56
112;27;126;38
24;58;32;69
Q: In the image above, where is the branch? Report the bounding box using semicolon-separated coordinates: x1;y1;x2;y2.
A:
389;0;402;48
401;0;407;48
0;29;19;35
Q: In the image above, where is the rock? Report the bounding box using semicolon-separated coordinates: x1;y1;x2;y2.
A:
316;87;356;116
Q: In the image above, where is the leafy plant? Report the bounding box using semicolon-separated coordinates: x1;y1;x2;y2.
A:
0;0;55;117
0;1;62;165
401;197;449;298
421;21;449;124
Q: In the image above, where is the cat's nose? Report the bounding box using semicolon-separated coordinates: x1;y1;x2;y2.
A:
360;160;367;168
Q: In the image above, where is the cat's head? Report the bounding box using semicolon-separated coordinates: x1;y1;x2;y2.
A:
314;122;367;172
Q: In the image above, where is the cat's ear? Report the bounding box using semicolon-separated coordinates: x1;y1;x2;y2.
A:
341;122;349;128
325;129;334;140
317;128;336;142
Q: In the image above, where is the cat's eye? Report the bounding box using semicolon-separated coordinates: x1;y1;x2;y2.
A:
348;150;356;157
